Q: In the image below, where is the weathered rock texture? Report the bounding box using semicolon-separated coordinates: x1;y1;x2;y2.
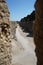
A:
0;0;10;24
33;0;43;65
0;0;12;65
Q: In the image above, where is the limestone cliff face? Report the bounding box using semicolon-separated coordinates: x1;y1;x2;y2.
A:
33;0;43;65
0;0;12;65
0;0;10;24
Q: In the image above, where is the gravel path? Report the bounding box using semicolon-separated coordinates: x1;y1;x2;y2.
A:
11;25;37;65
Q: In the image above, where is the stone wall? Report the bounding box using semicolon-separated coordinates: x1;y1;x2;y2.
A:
0;0;12;65
33;0;43;65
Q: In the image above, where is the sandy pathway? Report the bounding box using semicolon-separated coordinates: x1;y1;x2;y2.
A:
11;25;37;65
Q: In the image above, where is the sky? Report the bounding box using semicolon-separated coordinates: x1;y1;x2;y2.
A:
6;0;36;21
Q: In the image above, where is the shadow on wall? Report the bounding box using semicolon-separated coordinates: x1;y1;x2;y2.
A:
33;0;43;65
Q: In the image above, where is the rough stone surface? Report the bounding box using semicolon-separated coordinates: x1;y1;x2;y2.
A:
0;0;12;65
0;0;6;2
0;0;10;24
33;0;43;65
